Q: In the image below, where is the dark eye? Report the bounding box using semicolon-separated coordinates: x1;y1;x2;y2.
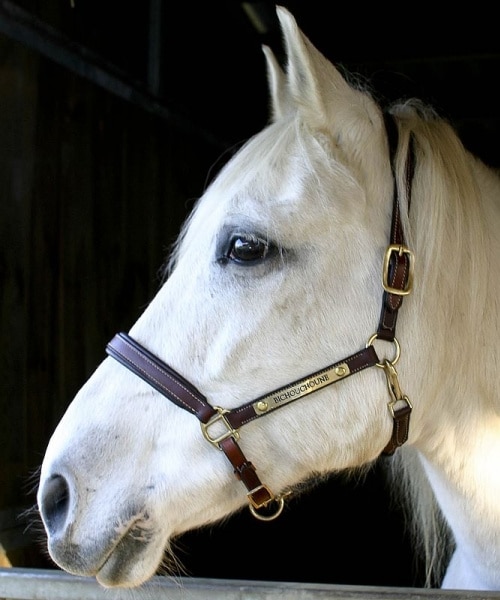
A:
221;234;277;266
231;235;268;262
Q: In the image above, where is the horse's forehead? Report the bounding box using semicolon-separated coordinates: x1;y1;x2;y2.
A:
212;126;338;213
181;120;370;256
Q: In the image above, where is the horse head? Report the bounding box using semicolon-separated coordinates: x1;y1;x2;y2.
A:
37;5;500;592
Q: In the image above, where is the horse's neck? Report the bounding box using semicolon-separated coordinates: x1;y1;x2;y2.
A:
404;157;500;589
412;330;500;589
419;421;500;589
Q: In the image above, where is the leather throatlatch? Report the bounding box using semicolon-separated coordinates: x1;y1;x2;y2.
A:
374;113;415;456
105;112;415;517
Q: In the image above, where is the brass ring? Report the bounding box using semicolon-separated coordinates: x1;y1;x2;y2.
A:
366;334;401;368
248;496;285;521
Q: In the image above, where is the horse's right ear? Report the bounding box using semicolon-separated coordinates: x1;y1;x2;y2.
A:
271;6;382;149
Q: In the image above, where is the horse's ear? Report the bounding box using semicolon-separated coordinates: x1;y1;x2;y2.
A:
262;44;290;122
275;6;373;131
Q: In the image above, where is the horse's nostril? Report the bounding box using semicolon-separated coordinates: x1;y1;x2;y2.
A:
40;474;71;535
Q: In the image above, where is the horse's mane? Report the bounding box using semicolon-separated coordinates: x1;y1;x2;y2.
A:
386;98;498;586
390;98;491;335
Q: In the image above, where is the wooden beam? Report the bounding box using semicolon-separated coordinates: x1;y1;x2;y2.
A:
0;0;226;149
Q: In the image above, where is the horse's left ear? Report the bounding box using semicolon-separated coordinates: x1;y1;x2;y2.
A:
262;44;290;122
275;6;377;133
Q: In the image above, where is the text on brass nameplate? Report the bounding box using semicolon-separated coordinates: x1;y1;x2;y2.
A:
252;362;350;415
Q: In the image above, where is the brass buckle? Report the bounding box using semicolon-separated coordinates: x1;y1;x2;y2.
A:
382;244;414;296
201;406;239;448
247;483;275;509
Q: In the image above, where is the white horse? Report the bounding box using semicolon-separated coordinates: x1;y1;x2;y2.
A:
37;5;500;592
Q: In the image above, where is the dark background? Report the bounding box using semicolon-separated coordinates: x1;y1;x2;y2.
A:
7;0;498;164
76;1;500;166
0;0;497;589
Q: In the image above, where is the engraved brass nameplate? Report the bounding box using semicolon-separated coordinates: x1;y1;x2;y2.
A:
252;362;350;415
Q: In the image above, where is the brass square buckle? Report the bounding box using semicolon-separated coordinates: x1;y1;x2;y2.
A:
247;484;274;509
382;244;414;296
201;406;239;448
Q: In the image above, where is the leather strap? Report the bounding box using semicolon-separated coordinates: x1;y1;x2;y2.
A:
106;332;216;423
107;333;379;429
377;114;415;342
106;332;271;507
376;114;414;454
382;402;412;455
223;346;378;429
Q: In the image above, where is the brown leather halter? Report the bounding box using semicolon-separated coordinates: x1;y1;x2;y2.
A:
106;114;414;520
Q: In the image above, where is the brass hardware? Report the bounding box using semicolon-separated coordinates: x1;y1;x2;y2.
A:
248;487;290;521
201;406;239;447
382;244;414;295
387;394;413;418
381;359;412;417
247;484;275;509
366;334;400;367
252;362;350;415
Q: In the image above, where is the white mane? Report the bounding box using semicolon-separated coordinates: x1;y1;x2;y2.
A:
388;99;500;586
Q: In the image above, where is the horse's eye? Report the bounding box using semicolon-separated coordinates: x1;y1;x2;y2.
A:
227;234;273;265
